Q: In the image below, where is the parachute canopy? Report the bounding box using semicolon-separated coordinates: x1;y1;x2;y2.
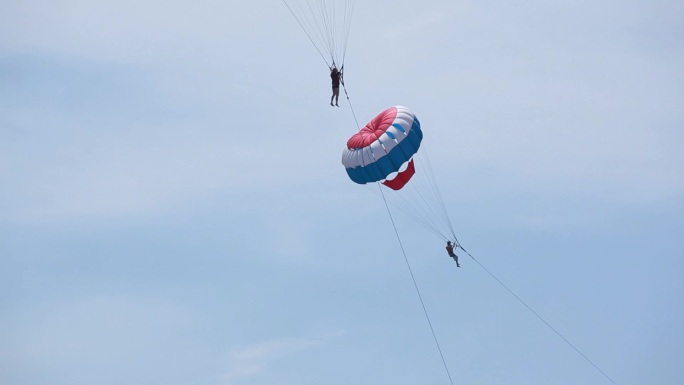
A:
343;107;455;241
282;0;355;68
342;106;423;190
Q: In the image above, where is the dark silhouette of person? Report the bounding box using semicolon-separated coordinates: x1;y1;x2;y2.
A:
330;66;343;106
446;241;460;267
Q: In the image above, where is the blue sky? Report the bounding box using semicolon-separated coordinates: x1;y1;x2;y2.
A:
1;1;683;384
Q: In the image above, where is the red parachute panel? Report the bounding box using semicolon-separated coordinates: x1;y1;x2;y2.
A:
382;159;416;190
346;107;398;149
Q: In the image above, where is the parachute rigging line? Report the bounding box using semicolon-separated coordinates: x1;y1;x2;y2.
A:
402;147;457;242
363;143;458;243
281;0;355;69
340;1;354;66
282;0;330;66
420;148;458;239
378;183;455;385
342;82;360;129
456;244;620;385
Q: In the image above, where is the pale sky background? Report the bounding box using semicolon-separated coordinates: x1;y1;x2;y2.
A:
1;1;683;385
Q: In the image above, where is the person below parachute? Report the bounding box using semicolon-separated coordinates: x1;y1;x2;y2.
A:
330;65;343;107
446;241;460;267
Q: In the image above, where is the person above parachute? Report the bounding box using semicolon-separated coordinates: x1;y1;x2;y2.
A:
282;1;354;107
330;65;343;107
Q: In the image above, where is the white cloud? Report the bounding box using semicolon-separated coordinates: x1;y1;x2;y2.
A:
218;331;344;385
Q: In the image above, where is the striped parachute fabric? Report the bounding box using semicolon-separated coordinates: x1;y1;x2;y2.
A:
341;106;422;190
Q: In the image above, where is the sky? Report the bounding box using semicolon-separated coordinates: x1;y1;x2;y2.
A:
1;1;683;384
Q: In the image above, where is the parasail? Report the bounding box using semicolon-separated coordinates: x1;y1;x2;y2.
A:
341;106;457;242
342;106;422;190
